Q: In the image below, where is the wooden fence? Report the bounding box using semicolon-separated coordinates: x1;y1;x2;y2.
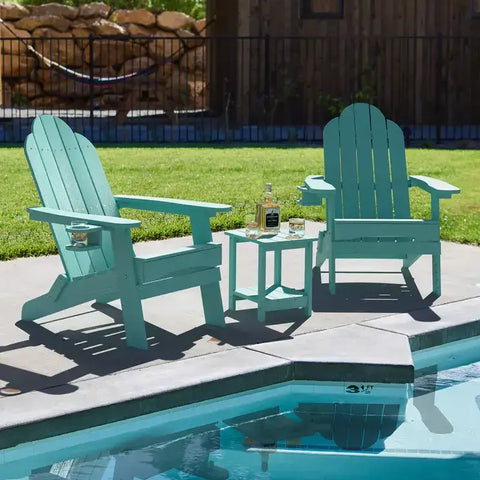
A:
210;35;480;134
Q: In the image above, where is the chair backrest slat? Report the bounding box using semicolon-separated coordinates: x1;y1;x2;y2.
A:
338;106;360;218
387;120;411;219
354;103;376;218
324;103;410;220
323;118;343;218
370;106;393;218
25;115;122;279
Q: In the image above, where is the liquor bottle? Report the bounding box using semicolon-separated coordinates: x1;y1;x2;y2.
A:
255;182;280;233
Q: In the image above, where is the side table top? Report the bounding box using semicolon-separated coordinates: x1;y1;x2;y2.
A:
225;229;317;245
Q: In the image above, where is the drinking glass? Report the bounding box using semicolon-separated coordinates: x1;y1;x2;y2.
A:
245;221;259;239
288;217;305;237
70;221;88;247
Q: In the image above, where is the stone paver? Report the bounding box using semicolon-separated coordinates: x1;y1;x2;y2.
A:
250;324;413;383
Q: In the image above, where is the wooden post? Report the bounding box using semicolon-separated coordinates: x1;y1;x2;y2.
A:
435;33;443;144
0;42;3;106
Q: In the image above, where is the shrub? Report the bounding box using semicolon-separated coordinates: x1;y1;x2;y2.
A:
17;0;206;19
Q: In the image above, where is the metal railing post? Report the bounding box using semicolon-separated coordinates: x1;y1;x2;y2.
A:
435;33;443;143
89;33;94;135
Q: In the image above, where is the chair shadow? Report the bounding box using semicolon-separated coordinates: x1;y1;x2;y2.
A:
5;316;192;395
5;300;298;395
211;307;308;349
311;267;441;322
413;365;454;434
5;266;440;396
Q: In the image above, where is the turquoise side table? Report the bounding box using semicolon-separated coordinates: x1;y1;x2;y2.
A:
225;229;317;322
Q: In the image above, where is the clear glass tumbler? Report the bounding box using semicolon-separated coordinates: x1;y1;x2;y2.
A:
245;221;259;239
288;217;305;237
70;221;88;247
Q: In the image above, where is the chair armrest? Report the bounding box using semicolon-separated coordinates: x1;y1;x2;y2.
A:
27;206;141;230
304;175;336;193
409;175;460;198
114;195;232;217
297;175;336;206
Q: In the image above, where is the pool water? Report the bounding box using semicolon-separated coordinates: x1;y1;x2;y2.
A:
1;337;479;480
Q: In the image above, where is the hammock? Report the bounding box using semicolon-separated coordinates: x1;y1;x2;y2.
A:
28;45;160;86
0;15;211;87
0;17;164;86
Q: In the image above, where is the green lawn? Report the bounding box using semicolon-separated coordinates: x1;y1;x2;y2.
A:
0;146;478;261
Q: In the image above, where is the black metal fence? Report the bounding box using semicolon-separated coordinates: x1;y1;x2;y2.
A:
1;35;480;144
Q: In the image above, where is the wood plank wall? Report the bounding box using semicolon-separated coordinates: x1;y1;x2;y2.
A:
208;0;480;127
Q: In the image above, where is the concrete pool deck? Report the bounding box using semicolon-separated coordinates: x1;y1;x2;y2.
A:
0;221;479;450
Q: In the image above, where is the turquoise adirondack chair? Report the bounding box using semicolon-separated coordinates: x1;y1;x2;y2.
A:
298;103;460;296
22;115;232;349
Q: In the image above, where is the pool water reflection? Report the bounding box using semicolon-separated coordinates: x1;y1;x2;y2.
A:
1;337;479;480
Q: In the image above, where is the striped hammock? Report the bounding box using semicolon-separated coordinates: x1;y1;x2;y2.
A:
28;45;160;86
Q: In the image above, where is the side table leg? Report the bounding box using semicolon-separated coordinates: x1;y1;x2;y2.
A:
228;238;237;311
274;249;282;288
257;246;267;322
304;242;313;317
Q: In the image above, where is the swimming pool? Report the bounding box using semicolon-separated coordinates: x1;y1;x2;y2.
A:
1;336;479;480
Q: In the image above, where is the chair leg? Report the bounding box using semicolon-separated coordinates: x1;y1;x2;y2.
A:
111;233;148;349
21;275;69;321
22;274;107;321
329;256;336;295
315;232;327;268
119;287;148;350
432;254;441;296
200;282;226;327
403;254;420;271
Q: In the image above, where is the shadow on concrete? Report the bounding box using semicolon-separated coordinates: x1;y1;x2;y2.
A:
4;311;201;395
4;300;298;395
311;267;441;322
2;265;442;396
226;307;308;333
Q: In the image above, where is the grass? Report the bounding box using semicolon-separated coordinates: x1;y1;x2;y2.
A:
0;146;478;261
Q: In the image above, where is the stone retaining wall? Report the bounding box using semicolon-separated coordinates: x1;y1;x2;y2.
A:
0;1;207;120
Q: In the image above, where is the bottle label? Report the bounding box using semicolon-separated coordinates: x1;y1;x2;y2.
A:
264;208;280;229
